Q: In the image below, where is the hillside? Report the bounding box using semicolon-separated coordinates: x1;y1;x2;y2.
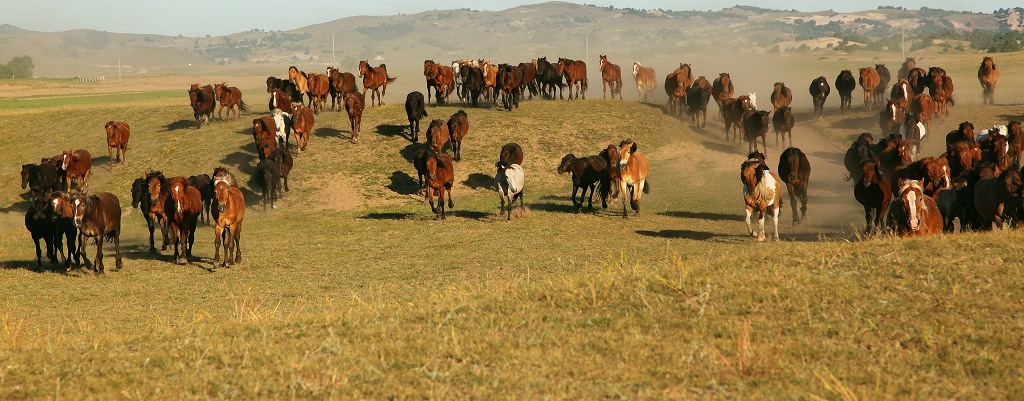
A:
0;3;1021;78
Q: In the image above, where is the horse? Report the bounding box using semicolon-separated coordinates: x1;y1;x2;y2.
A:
358;60;397;107
405;91;427;142
22;163;61;198
887;179;943;236
287;66;309;103
166;177;202;264
459;65;486;106
270;109;291;152
214;83;248;121
854;160;891;234
900;113;928;161
809;76;830;118
891;157;950;199
289;102;314;155
723;94;754;142
104;121;130;169
712;73;734;120
132;172;169;253
740;158;782;241
326;67;357;111
858;67;880;110
907;67;928;95
305;73;331;113
188;84;216;128
61;148;92;193
252;116;278;161
889;79;912;109
47;192;81;270
908;93;934;134
978;127;1011;176
495;164;525;221
344;91;365;143
632;62;657;102
835;70;856;112
269;88;293;114
978;56;999;105
778;147;810;225
945;121;976;154
928;69;955;119
213;175;245;268
875;135;912;182
770;82;792;111
557;58;588;100
844;133;878;182
743;110;771;156
874;64;891;105
1006;121;1023;166
558;153;610;212
602;140;650;218
535;57;565;100
254;158;281;211
424;150;455;220
68;192;123;273
187;174;213;225
447;110;469;161
423;60;454;104
685;82;710;128
427;119;450;154
879;99;906;137
935;177;968;233
498;63;522;111
664;72;684;116
974;169;1023;230
897;58;916;82
270;147;293;194
480;60;499;104
598;55;622;100
25;197;58;269
772;106;795;148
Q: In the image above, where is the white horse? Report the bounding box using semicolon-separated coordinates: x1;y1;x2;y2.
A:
271;108;292;151
496;164;525;221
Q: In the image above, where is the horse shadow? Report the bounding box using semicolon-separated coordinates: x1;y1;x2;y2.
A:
449;210;489;221
636;229;745;242
464;173;495;190
832;115;876;131
0;200;30;214
164;120;195;131
658;210;742;222
809;150;845;161
120;244;172;263
314;127;342;139
221;150;256;176
530;202;580;214
400;142;429;163
0;260;49;273
387;171;420;195
92;155;112;168
359;211;415;220
701;140;739;155
376;123;410;141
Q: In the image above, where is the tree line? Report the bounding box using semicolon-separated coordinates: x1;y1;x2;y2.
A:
0;55;34;79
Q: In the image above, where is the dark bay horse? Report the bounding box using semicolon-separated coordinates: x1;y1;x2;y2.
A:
359;60;397;107
557;58;588;100
978;57;999;105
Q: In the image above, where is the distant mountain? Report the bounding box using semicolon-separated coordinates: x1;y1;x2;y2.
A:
0;2;1018;77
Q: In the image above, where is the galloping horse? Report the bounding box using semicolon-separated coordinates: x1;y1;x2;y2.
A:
358;60;397;107
888;179;943;237
214;83;248;121
740;158;782;241
213;175;245;268
602;140;650;218
712;73;734;120
598;55;622;100
423;60;455;104
326;67;357;111
978;57;999;105
770;82;792;111
632;62;656;102
305;73;331;113
928;68;954;119
858;67;880;110
854;160;891;234
287;66;308;104
557;58;588;100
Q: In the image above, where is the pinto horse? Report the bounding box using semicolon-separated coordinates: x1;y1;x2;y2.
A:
602;140;650;218
214;83;248;121
740;158;782;241
858;67;880;110
854;160;891;234
358;60;397;107
888;179;943;236
632;62;656;102
213;175;245;268
978;57;999;105
557;58;588;100
598;55;622;100
900;113;928;161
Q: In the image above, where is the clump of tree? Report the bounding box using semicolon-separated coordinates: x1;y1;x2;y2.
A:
0;55;34;79
919;29;1023;52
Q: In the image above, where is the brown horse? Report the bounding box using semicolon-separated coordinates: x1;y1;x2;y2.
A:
723;94;754;142
61;148;92;193
557;58;588;100
447;110;469;161
778;147;810;225
712;73;735;120
358;60;397;107
287;66;308;103
879;99;906;137
252;116;277;160
897;58;916;82
167;177;202;264
326;67;357;111
68;192;123;273
423;60;455;104
888;179;943;236
889;79;912;109
598;55;622;100
306;73;331;113
602;140;650;218
424;150;455;220
104;120;130;169
269;88;293;114
978;57;999;105
214;83;248;121
907;67;928;95
946;141;980;179
290;102;314;155
213;175;245;268
875;136;912;182
740;158;782;241
891;157;950;199
427;119;450;154
974;169;1022;230
632;62;656;102
854;160;891;234
770;82;792;111
188;84;216;128
928;69;954;119
908;93;934;134
858;67;880;110
344;91;365;143
1006;121;1023;166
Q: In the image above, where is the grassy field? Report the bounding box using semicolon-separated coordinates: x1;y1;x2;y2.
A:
2;52;1024;399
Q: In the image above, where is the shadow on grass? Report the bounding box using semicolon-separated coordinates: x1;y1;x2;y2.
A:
636;229;745;241
314;127;342;139
164;120;196;131
359;212;415;220
387;171;421;196
449;210;489;221
400;142;429;163
701;140;739;155
658;210;743;222
221;150;256;176
0;259;50;273
530;202;580;214
464;172;495;190
377;123;410;141
0;200;30;214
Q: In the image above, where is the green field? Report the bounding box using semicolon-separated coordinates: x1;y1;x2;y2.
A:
2;57;1024;399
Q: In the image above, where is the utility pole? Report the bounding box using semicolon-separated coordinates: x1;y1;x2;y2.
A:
586;36;589;62
901;23;906;60
118;52;122;81
332;33;336;67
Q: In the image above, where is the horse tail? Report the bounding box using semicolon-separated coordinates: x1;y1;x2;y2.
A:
947;97;956;107
386;75;398;84
238;100;249;113
643;180;650;194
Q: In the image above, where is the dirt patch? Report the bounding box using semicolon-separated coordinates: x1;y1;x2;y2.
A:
314;174;367;211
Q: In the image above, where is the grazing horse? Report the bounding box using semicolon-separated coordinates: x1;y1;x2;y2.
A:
778;147;810;225
405;91;428;142
723;94;754;142
874;64;891;104
344;91;365;143
978;57;999;105
740;158;782;241
770;82;792;111
685;82;710;128
166;177;202;264
854;160;891;234
358;60;397;107
897;58;916;82
602;140;650;218
61;148;92;193
290;102;314;155
809;76;830;118
188;84;216;128
858;67;880;110
928;69;955;119
772;106;795;148
287;66;309;103
835;70;856;112
558;153;610;212
632;62;656;102
25;197;57;269
104;121;130;169
879;99;906;137
743;110;771;156
876;135;912;182
213;175;245;268
326;67;357;111
427;119;450;154
305;73;331;113
974;169;1022;230
598;55;622;100
900;113;928;160
712;73;734;120
888;179;943;236
557;58;588;100
69;192;123;273
424;150;455;220
495;164;525;221
447;110;469;161
214;83;248;121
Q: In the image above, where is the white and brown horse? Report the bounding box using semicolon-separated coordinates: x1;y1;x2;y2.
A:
632;62;656;102
741;158;782;241
887;179;943;236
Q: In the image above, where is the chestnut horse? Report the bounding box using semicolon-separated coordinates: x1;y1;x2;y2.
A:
427;119;450;154
928;68;954;119
213;175;245;268
287;66;308;103
167;177;202;264
424;150;455;220
858;67;880;110
778;147;810;225
602;140;650;218
770;82;792;111
305;73;331;113
214;83;248;121
978;56;999;105
326;67;357;111
290;102;314;155
712;73;735;120
879;99;906;137
104;121;130;169
875;135;912;182
598;55;622;100
423;60;455;104
358;60;397;107
888;179;943;236
69;192;123;273
632;62;656;102
854;160;891;234
557;58;588;100
447;110;469;161
61;148;92;193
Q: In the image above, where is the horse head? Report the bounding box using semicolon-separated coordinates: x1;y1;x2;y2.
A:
895;179;926;231
557;154;577;175
617;140;638;169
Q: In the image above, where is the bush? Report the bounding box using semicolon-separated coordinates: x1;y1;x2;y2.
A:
0;55;34;79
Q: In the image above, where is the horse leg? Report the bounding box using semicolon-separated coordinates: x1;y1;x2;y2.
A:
603;81;607;99
619;182;629;218
757;212;766;242
745;207;755;236
438;189;446;220
800;186;808;222
233;223;242;264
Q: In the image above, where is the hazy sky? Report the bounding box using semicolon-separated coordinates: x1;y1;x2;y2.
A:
2;1;1018;37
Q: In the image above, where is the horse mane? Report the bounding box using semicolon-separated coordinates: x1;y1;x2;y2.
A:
897;179;924;196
